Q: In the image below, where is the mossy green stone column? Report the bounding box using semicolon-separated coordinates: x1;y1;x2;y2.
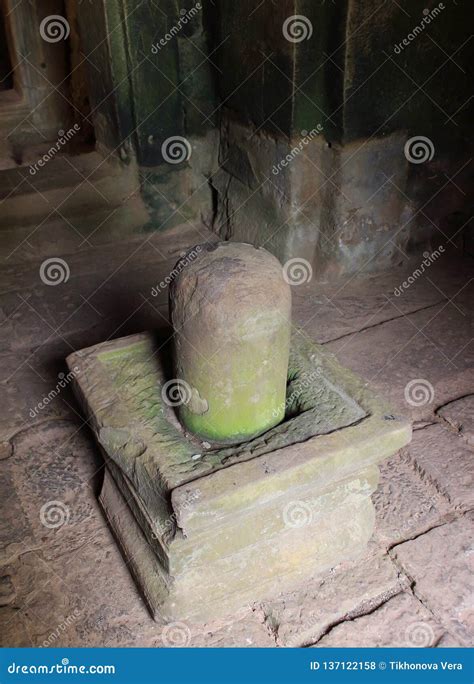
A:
170;242;291;443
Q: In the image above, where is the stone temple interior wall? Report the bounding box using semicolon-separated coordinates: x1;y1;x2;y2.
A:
77;0;473;279
208;0;474;278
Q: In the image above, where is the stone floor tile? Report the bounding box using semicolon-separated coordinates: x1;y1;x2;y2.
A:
294;255;473;344
403;425;474;512
372;453;452;547
5;421;104;562
391;517;474;645
438;396;474;448
313;592;445;647
147;613;276;648
261;552;406;647
326;298;474;422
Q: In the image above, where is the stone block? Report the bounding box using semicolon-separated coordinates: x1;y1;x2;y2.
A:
100;469;375;623
314;592;446;648
438;396;474;448
68;330;410;622
106;456;379;576
262;552;405;647
373;453;452;548
402;425;474;512
392;516;474;646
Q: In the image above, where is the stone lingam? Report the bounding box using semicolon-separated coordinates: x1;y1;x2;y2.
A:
67;242;411;624
170;242;291;443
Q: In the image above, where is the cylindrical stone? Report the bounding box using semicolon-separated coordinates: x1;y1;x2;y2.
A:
170;242;292;443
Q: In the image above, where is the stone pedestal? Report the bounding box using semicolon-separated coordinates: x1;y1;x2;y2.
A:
67;331;411;623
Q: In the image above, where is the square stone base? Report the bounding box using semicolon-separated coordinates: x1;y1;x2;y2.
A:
68;329;411;623
100;469;376;623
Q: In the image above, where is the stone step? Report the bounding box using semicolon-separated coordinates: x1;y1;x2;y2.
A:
0;151;122;200
0;149;151;263
0;222;214;292
0;197;149;263
0;171;139;230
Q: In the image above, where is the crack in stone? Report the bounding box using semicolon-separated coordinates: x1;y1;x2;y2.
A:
320;300;446;345
387;529;472;648
304;584;405;648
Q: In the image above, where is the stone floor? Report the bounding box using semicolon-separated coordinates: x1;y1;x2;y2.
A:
0;222;473;648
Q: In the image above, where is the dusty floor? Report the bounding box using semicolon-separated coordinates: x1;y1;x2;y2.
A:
1;222;473;648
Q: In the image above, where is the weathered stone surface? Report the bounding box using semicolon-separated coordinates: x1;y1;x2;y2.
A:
68;329;408;532
213;0;472;276
436;633;466;647
403;425;474;512
326;299;474;422
292;254;473;343
100;469;376;624
1;229;470;646
373;453;452;548
150;614;275;648
170;242;292;442
392;517;474;645
0;532;150;648
438;396;474;448
0;352;72;441
5;421;104;562
0;467;37;566
262;552;406;647
108;458;378;576
314;593;445;648
1;222;214;292
0;574;16;607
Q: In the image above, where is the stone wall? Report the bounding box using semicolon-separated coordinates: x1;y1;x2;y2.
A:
78;0;473;277
77;0;219;232
209;0;474;278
